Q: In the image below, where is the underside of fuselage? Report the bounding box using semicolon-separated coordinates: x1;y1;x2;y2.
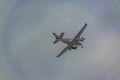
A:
60;38;82;45
60;38;72;44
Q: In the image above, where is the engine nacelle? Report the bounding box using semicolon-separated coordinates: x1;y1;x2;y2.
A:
76;37;85;41
71;46;77;49
76;42;82;45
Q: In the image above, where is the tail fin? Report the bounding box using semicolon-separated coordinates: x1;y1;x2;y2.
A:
52;32;64;44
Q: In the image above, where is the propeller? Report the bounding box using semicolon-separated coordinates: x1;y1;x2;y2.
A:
81;36;86;42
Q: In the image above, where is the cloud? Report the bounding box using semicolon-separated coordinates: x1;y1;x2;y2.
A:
2;0;120;80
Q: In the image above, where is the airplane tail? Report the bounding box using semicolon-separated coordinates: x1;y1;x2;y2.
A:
52;32;64;44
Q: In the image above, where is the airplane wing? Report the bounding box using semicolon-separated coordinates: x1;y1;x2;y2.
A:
73;23;87;40
56;46;69;57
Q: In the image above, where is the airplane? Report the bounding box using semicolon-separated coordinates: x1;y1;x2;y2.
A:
52;23;87;57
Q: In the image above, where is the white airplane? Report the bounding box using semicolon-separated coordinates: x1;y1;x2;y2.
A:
52;23;87;57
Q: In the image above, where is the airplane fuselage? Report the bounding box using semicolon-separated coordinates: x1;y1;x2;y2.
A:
60;38;81;45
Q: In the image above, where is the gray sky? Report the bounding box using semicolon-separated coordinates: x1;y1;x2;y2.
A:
0;0;120;80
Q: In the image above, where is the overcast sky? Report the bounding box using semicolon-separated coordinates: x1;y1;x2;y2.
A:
0;0;120;80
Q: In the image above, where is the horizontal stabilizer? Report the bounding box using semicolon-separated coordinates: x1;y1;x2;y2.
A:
59;32;64;39
52;32;64;44
53;39;59;44
52;33;58;38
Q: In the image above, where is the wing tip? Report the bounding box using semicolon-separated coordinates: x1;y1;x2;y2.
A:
56;55;60;58
85;22;87;26
84;22;87;26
